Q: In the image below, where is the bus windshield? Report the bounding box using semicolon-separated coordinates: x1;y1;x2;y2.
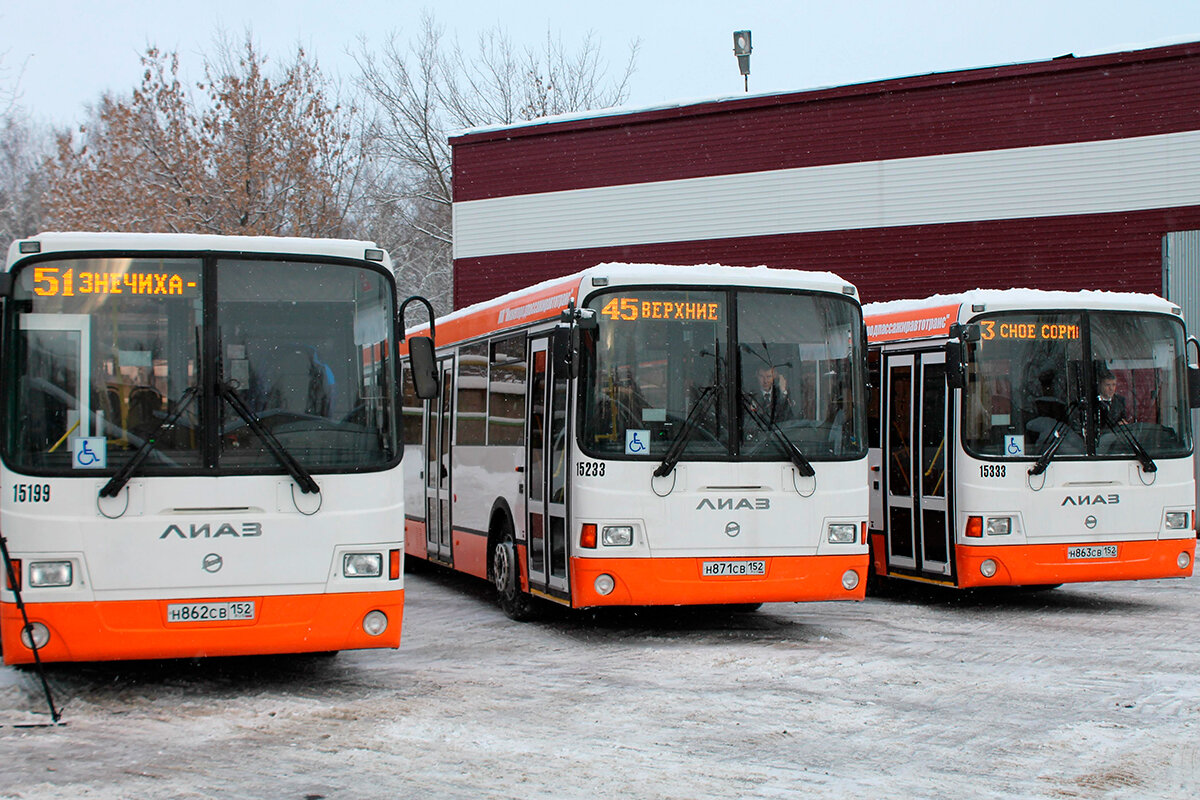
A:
580;287;865;462
962;310;1191;460
3;255;398;475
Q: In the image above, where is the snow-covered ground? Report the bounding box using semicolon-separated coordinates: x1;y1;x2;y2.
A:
2;566;1199;799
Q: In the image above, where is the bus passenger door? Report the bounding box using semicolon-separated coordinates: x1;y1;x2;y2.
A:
917;353;951;577
526;337;570;598
425;356;454;564
885;352;952;579
885;355;917;571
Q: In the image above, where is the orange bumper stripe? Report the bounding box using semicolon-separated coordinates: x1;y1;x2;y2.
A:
1;589;404;665
956;539;1195;588
570;553;868;607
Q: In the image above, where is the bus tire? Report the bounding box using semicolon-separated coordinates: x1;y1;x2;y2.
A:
492;527;539;622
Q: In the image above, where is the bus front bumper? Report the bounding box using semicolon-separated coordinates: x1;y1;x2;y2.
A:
569;553;868;607
956;538;1196;588
0;589;404;665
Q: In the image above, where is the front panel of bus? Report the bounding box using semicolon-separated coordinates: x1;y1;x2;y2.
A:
569;285;869;606
0;250;404;663
955;309;1195;586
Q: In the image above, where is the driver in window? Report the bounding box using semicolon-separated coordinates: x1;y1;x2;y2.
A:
749;365;794;423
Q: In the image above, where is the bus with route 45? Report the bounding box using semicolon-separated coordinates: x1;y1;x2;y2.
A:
0;232;436;664
402;263;869;619
864;289;1197;590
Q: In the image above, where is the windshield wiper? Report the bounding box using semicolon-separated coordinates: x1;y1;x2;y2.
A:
739;389;815;477
219;381;321;494
654;386;718;478
1028;400;1082;477
1103;413;1157;473
100;386;199;499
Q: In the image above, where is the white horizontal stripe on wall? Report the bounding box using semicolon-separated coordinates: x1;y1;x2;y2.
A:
453;129;1200;259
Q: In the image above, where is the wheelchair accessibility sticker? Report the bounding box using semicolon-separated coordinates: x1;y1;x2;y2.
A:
1004;435;1024;457
625;429;650;455
72;437;107;469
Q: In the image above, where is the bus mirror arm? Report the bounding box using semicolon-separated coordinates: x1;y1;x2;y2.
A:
398;295;439;401
1187;336;1200;408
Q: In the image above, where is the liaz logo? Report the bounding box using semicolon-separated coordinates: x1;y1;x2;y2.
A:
1060;495;1120;506
161;522;263;539
696;498;770;510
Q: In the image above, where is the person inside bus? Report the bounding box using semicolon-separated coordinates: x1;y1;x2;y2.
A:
1096;368;1127;424
749;364;794;423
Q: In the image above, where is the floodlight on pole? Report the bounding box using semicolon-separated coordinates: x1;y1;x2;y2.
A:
733;30;752;92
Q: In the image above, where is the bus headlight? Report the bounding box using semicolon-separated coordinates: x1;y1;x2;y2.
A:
343;553;383;578
841;570;860;590
985;517;1011;536
20;622;50;650
1165;512;1189;530
1178;551;1192;570
594;574;616;595
980;559;998;578
602;526;634;546
362;610;388;636
29;561;73;587
827;523;858;544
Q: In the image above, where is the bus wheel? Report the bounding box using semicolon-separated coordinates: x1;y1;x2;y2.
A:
493;530;539;622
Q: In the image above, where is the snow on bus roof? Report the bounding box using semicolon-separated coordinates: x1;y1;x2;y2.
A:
6;231;387;268
408;263;857;336
863;287;1177;318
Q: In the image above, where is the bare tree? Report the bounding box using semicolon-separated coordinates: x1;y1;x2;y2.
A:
43;37;366;238
0;52;49;251
357;14;639;309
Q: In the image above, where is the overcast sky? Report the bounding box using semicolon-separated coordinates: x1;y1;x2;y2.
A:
3;1;1200;126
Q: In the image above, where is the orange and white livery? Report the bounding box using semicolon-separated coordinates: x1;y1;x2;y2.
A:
402;263;869;619
0;232;427;664
864;289;1197;590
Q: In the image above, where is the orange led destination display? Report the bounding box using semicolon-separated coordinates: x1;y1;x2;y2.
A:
31;266;199;298
599;296;722;322
980;320;1080;341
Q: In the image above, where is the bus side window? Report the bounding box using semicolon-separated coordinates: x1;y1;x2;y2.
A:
400;360;423;446
488;336;526;445
866;350;880;449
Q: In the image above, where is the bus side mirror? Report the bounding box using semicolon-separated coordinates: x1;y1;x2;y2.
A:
1188;337;1200;408
945;341;966;389
553;324;579;379
408;336;439;400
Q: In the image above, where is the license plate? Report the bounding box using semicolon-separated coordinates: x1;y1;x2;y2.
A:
702;560;766;577
1067;545;1119;560
166;601;256;623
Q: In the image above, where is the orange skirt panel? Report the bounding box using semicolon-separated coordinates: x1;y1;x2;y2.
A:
569;553;868;607
1;589;404;665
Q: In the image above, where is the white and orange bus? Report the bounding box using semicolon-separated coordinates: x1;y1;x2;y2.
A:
864;289;1197;590
402;263;869;619
0;232;436;664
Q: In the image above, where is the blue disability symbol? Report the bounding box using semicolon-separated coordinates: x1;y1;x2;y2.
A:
628;432;646;453
1006;438;1022;455
77;440;100;465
